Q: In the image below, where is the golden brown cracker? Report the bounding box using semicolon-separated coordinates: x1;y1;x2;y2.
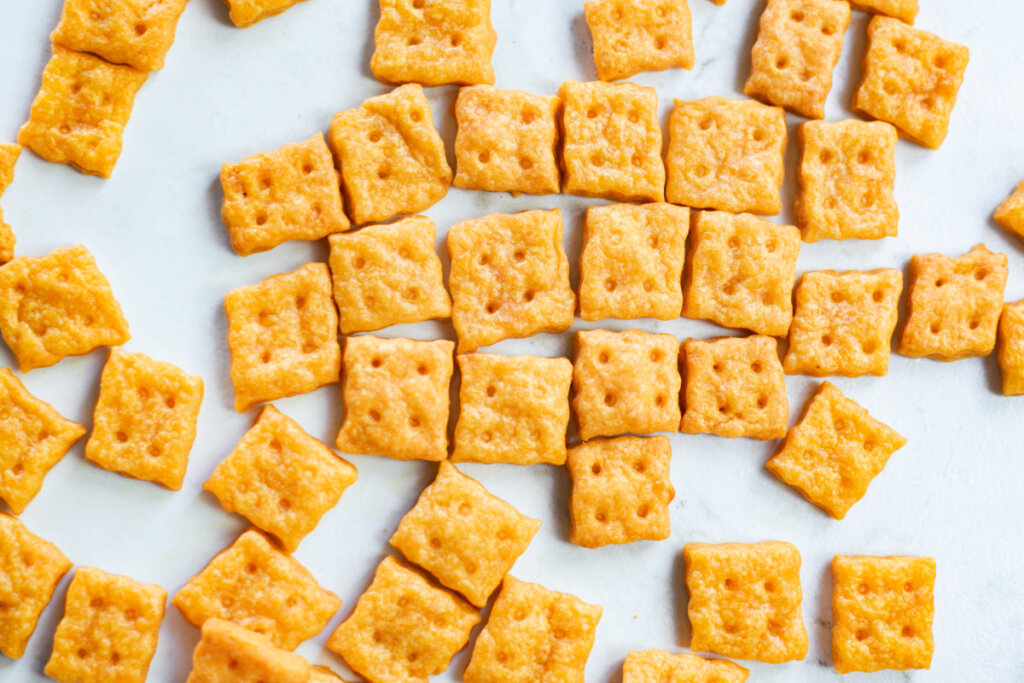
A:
994;180;1024;242
222;0;309;28
622;650;750;683
850;0;917;23
998;300;1024;396
186;618;311;682
0;143;20;195
584;0;695;81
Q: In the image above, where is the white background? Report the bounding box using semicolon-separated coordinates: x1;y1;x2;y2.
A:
1;0;1023;681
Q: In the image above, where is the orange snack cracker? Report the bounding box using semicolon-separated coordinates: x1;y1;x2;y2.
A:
994;180;1024;242
0;143;19;194
204;404;358;552
172;529;341;650
998;300;1024;396
584;0;695;81
335;336;453;461
684;541;808;663
328;84;451;225
0;215;12;266
447;209;574;352
578;202;689;321
452;353;572;465
463;575;601;683
899;244;1008;361
766;381;906;519
566;435;674;548
327;555;480;683
622;650;749;683
222;0;309;27
185;618;311;683
45;567;166;683
853;16;969;149
559;79;665;202
832;555;935;673
390;461;541;607
851;0;917;23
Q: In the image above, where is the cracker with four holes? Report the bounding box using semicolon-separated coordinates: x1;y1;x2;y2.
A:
572;329;682;441
683;211;800;337
390;461;541;607
681;335;788;440
854;16;969;149
0;513;73;659
328;84;452;225
744;0;850;119
463;575;602;683
784;269;903;377
851;0;917;23
579;202;689;321
559;79;665;202
447;209;574;352
452;353;572;465
204;404;358;552
453;85;560;195
51;0;189;72
335;336;453;461
45;567;166;683
832;555;935;673
328;215;451;334
327;555;480;683
18;47;148;178
684;541;808;663
371;0;497;86
222;0;309;28
225;262;340;412
185;617;311;683
584;0;695;82
899;244;1008;361
998;300;1024;396
622;650;750;683
172;529;342;650
567;435;674;548
0;245;130;373
994;180;1024;242
666;96;786;215
797;120;899;242
766;381;907;520
221;134;350;256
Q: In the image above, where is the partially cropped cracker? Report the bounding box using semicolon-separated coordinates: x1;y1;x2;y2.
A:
172;529;341;650
463;575;601;683
832;555;935;673
327;555;480;683
578;202;689;321
186;618;311;683
311;665;352;683
851;0;917;23
0;143;20;265
222;0;309;27
854;16;968;149
622;650;749;683
0;213;12;266
998;300;1024;396
328;84;451;225
390;461;541;607
584;0;695;81
994;180;1024;242
204;405;358;552
767;381;906;519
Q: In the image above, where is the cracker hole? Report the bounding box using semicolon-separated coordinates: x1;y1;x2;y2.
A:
377;166;390;179
71;82;82;94
727;237;740;250
513;248;526;261
819;149;833;164
902;625;915;638
369;409;381;422
861;192;874;208
587;108;599;119
459;502;472;516
975;269;988;281
934;54;948;69
654;36;667;50
751;361;763;374
430;537;442;549
633;460;645;473
519;157;533;170
594;512;606;523
821;335;833;347
604;393;617;407
598;352;610;363
775;56;789;70
712;363;722;374
449;33;462;47
256;214;267;226
261;351;272;364
165;395;176;409
654;394;665;406
752;129;765;142
921;97;935;110
757;395;768;409
696;164;709;177
372;631;383;643
124;608;137;621
862;341;877;354
521;110;536;124
486;385;497;397
227;658;239;669
416;364;429;376
631;153;643;168
302;162;314;175
514;609;527;620
270;439;282;452
116;431;128;443
497;528;510;541
858;583;871;594
10;464;21;476
904;581;915;592
643;281;654;292
90;597;104;609
77;648;89;659
259;310;273;326
831;291;844;304
893;39;907;53
970;318;980;330
410;416;421;428
369;131;381;143
648;235;658;248
821;24;833;35
724;578;736;590
591;153;604;166
930;322;941;334
873;290;884;302
591;462;603;475
650;348;663;363
478;150;490;163
790;9;804;21
764;580;776;593
486;302;500;314
403;287;418;301
246;562;258;574
59;124;71;134
800;70;813;82
413;0;425;7
280;498;291;510
407;651;419;662
478;254;489;266
718;402;729;414
857;150;872;164
604;278;617;292
371;357;383;368
135;23;147;35
637;504;650;518
627;110;640;123
111;652;121;665
148;444;161;458
699;117;714;131
856;629;869;641
89;11;103;20
523;289;535;303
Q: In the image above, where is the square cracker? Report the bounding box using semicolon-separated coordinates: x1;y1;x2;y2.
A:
559;79;665;202
666;96;786;215
832;555;935;673
0;143;20;195
453;85;560;195
766;381;907;519
0;369;86;514
463;575;601;683
221;134;350;256
683;211;800;337
681;335;788;440
572;329;682;441
372;0;496;86
994;180;1024;242
45;567;166;683
784;269;903;377
0;514;73;659
851;0;917;24
0;245;130;372
998;300;1024;396
84;348;203;490
578;202;689;322
222;0;309;28
452;353;572;465
898;244;1008;361
622;650;750;683
853;16;968;149
567;435;674;548
327;555;480;683
225;262;340;412
684;541;808;663
796;119;899;241
51;0;189;72
584;0;695;82
204;404;358;552
390;461;541;607
18;47;147;178
172;529;342;650
328;84;451;225
447;209;574;352
335;336;453;461
186;618;311;683
328;216;451;334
